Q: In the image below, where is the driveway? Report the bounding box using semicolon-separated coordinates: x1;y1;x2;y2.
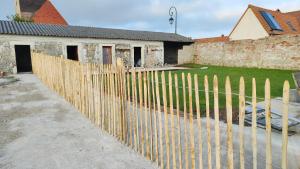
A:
0;74;157;169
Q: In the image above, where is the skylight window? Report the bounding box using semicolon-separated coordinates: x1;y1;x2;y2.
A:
286;21;297;31
260;11;283;31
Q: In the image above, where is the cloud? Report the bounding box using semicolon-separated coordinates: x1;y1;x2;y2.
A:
0;0;300;38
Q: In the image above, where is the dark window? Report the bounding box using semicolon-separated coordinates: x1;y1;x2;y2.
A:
134;47;142;67
14;45;32;73
67;46;78;61
260;11;282;31
286;21;297;31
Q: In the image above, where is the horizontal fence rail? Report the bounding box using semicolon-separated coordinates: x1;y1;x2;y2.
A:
31;53;291;169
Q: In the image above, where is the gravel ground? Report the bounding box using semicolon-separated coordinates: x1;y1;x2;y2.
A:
0;74;158;169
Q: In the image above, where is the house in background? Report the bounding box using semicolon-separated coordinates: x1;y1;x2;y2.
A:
229;4;300;40
195;4;300;42
15;0;68;25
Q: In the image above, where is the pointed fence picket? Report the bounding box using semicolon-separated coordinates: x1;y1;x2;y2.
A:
31;52;291;169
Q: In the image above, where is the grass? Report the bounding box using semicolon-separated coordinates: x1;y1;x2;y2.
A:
132;64;297;119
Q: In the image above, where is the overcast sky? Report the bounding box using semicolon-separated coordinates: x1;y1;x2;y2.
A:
0;0;300;38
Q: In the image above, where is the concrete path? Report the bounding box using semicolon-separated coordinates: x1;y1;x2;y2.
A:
0;74;157;169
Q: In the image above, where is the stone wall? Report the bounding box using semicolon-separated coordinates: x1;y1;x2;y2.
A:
0;40;15;73
144;44;164;67
178;45;195;64
35;42;64;56
0;35;165;73
193;34;300;70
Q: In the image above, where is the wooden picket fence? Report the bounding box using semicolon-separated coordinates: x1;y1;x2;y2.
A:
31;52;290;169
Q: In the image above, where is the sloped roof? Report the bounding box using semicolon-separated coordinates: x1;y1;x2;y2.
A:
18;0;46;13
194;35;229;43
0;20;193;42
32;0;68;25
249;4;300;35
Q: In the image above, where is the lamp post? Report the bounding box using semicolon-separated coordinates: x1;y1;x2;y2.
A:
169;6;177;34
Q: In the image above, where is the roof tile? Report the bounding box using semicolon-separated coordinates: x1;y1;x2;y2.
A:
0;20;193;42
249;4;300;35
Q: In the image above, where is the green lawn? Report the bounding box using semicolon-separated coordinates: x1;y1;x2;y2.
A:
132;64;296;117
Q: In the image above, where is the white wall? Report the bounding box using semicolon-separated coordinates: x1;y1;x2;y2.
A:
229;8;269;41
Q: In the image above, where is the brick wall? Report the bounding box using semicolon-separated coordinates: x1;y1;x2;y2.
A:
194;34;300;70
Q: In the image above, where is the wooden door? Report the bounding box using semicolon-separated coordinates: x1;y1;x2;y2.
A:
103;46;112;64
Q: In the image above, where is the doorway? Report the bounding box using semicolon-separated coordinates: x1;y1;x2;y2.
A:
134;47;142;67
14;45;32;73
67;46;79;61
103;46;112;64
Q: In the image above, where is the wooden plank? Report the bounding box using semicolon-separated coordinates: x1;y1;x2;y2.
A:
252;78;257;169
213;75;221;169
132;70;139;151
100;66;104;130
138;71;145;155
103;66;107;131
144;71;151;159
239;77;245;169
204;75;212;169
265;79;272;169
169;72;177;169
147;71;154;161
182;73;189;169
151;71;159;165
281;81;290;169
113;71;117;137
175;74;183;169
226;77;234;169
127;71;133;147
194;74;203;169
187;73;196;169
122;69;127;143
161;71;170;169
155;71;164;168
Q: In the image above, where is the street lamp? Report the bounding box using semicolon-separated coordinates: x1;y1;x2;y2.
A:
169;6;177;34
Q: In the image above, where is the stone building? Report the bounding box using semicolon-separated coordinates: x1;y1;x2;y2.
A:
0;20;192;73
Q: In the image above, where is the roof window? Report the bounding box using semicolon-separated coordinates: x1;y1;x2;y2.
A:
260;11;283;31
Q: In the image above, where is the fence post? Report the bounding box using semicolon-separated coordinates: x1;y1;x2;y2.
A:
226;77;234;169
239;77;245;169
155;71;164;168
182;73;189;169
144;71;151;159
138;71;145;155
194;74;203;169
169;72;177;169
213;75;221;169
187;73;196;169
204;75;212;169
161;71;170;169
265;79;272;169
252;78;257;169
151;71;159;165
174;74;183;169
281;81;290;169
